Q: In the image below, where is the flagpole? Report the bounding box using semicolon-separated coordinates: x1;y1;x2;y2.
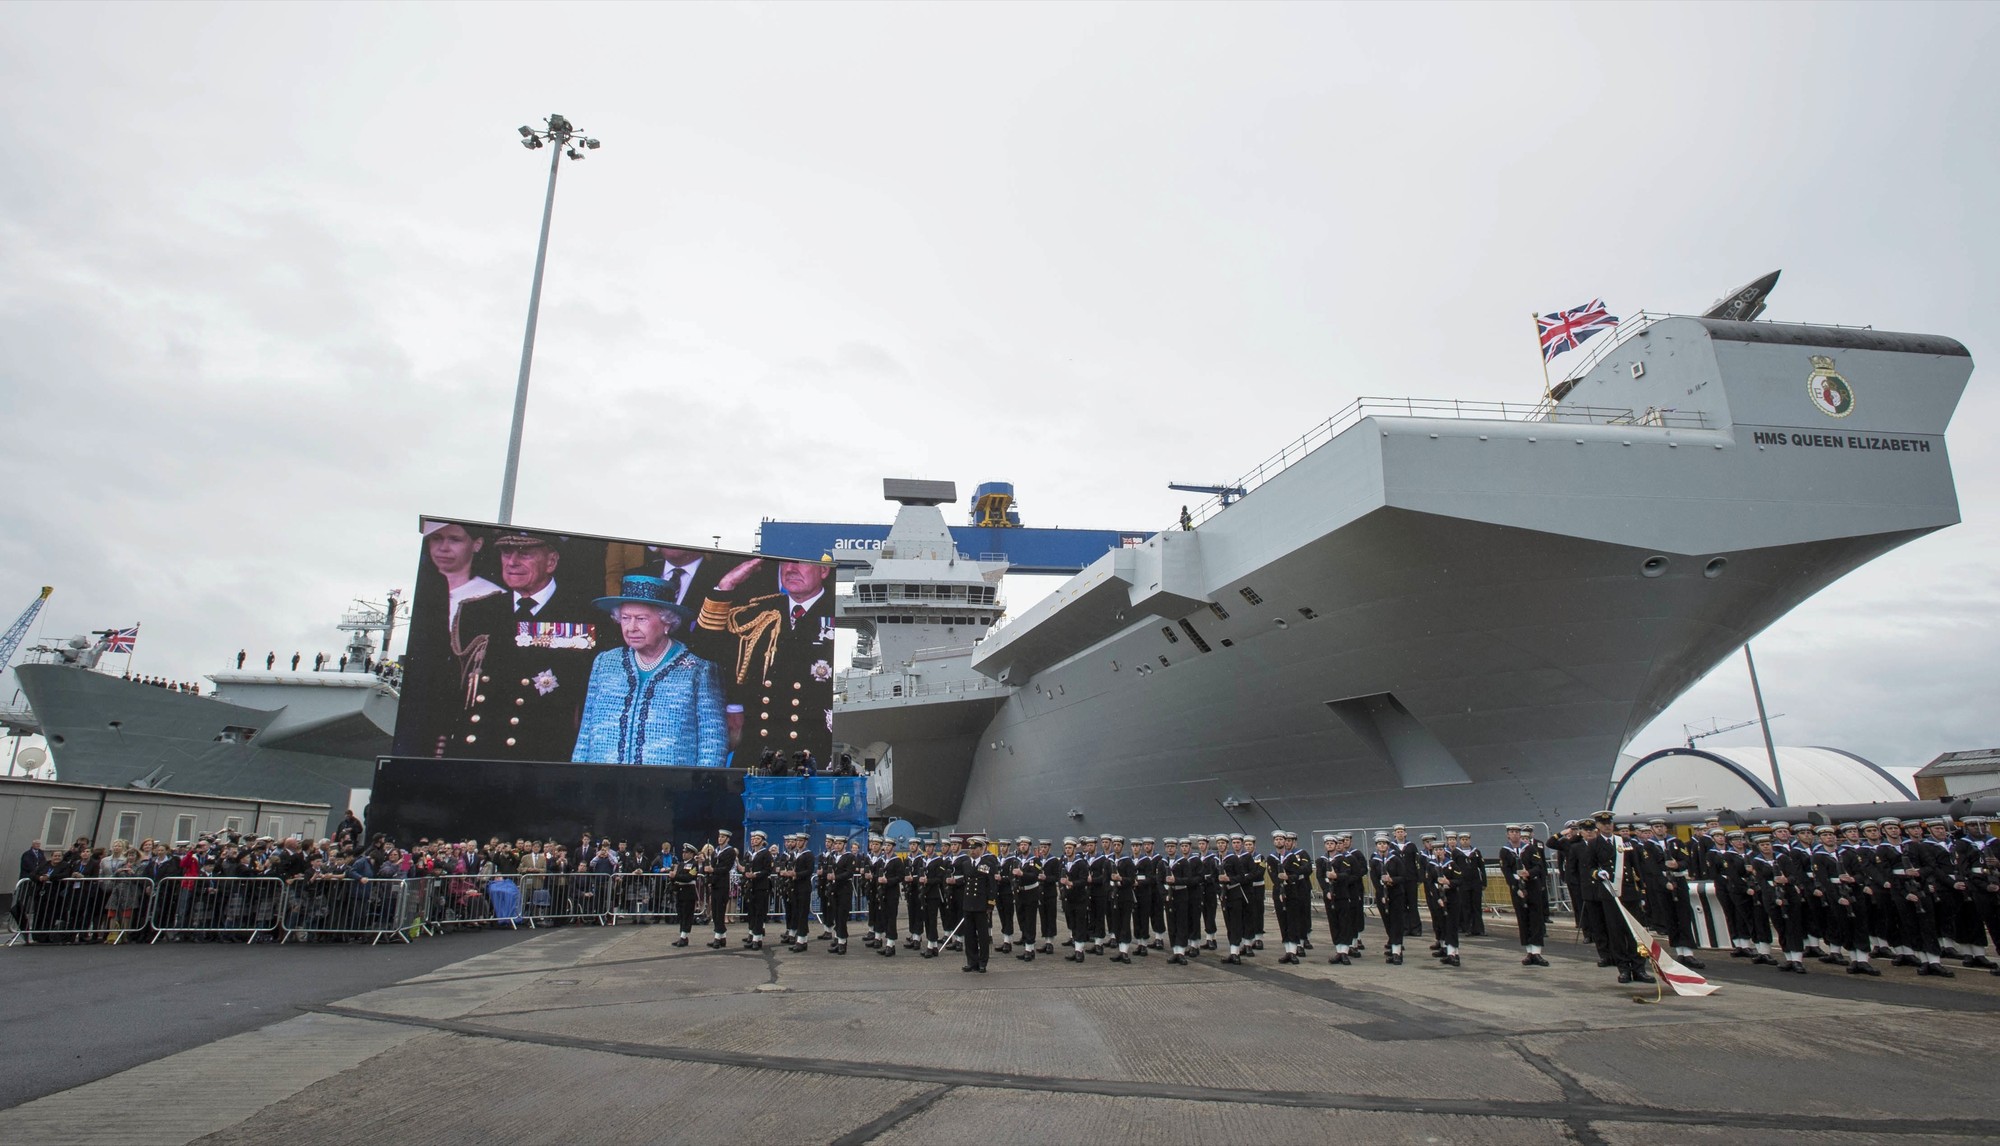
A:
1533;312;1553;399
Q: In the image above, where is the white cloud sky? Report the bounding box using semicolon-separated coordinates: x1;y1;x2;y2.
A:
2;2;1995;775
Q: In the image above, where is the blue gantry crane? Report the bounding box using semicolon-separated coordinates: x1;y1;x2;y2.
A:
0;587;53;675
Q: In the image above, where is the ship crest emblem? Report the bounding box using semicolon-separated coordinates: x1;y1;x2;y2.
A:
1807;355;1855;418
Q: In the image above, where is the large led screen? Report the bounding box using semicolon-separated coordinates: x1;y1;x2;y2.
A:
395;518;835;770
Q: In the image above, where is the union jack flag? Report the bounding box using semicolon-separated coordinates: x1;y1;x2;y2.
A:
1537;299;1620;362
102;626;139;654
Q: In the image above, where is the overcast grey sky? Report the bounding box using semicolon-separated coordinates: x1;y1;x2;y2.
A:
2;2;1995;776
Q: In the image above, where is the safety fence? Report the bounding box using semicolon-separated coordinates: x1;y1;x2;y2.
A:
7;872;883;946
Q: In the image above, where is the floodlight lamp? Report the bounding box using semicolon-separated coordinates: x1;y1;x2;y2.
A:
518;125;534;138
584;138;600;150
566;148;580;160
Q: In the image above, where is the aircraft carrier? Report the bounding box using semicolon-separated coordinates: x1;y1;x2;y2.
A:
837;284;1974;835
9;277;1974;838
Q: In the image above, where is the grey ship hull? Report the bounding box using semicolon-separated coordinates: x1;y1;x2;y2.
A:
15;663;389;814
862;318;1971;836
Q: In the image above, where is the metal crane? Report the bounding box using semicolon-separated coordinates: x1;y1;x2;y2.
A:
1682;713;1781;749
1167;482;1249;508
0;587;52;676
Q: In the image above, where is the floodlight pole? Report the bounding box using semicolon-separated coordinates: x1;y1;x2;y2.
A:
498;114;599;525
1744;643;1786;805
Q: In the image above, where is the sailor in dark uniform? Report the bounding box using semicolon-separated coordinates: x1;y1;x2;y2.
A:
452;532;607;762
1035;838;1060;954
1498;824;1550;966
819;834;855;954
918;838;947;956
996;837;1022;954
875;836;906;956
1369;832;1407;964
1102;836;1135;963
1060;838;1090;960
903;837;930;950
670;843;701;945
1390;824;1423;937
1163;837;1195;964
1086;835;1112;953
704;829;738;948
1219;834;1254;964
740;830;774;950
956;836;995;972
1009;837;1040;959
1326;831;1367;964
1193;834;1220;949
786;832;816;951
1584;811;1654;984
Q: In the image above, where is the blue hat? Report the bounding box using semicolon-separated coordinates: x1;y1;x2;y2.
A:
593;575;696;623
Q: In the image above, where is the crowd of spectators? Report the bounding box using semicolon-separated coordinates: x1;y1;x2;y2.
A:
9;811;736;944
748;748;869;778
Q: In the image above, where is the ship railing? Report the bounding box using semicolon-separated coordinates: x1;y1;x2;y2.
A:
148;875;288;943
6;875;156;946
284;876;425;944
835;675;1011;704
1173;395;1712;531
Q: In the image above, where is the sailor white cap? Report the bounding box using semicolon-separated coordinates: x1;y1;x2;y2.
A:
1062;836;1078;846
1791;822;1813;831
1110;835;1125;843
1373;832;1391;842
749;830;767;840
1391;823;1407;831
1037;838;1052;845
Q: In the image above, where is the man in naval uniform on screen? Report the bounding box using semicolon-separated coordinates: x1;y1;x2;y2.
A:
453;532;605;761
698;557;836;765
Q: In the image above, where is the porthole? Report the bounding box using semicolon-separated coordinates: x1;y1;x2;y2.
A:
1704;557;1728;579
1641;556;1669;578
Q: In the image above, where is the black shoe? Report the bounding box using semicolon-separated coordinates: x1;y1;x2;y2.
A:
671;938;688;947
791;943;807;953
881;946;895;957
1222;954;1241;965
818;932;833;941
997;942;1011;953
1443;954;1460;967
1530;954;1550;967
977;965;987;973
1087;944;1102;955
1132;946;1148;957
1389;953;1403;965
1617;969;1633;984
1849;962;1880;976
1964;955;1998;969
1112;953;1131;964
1150;939;1164;950
1730;948;1752;958
1018;951;1035;962
1682;957;1706;970
1252;939;1264;950
921;948;937;959
1633;969;1656;984
1788;961;1808;974
1278;953;1297;965
962;964;977;972
1918;963;1954;978
1752;954;1778;966
706;938;725;949
1066;953;1084;963
863;937;879;948
1202;940;1217;950
1169;954;1187;965
1332;954;1350;965
1301;940;1313;950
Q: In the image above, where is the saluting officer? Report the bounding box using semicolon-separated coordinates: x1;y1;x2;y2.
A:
697;558;836;764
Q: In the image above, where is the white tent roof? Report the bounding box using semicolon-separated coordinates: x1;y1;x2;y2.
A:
1611;745;1914;814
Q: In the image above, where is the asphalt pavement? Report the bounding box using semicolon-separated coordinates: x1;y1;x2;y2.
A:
0;927;537;1108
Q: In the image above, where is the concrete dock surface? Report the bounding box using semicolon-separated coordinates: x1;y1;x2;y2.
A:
5;923;1997;1145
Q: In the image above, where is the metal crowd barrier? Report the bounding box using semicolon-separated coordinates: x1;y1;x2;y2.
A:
284;877;425;943
149;876;288;943
7;876;157;945
516;871;614;927
424;874;531;933
609;873;678;923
